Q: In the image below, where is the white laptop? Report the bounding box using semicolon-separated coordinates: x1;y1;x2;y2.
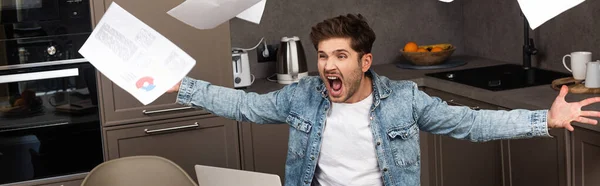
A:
195;165;282;186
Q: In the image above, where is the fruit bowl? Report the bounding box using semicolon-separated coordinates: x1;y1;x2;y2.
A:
400;44;455;66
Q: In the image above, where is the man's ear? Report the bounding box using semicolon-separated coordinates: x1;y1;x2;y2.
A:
361;53;373;72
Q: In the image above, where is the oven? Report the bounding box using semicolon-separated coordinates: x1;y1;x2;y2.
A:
0;0;102;185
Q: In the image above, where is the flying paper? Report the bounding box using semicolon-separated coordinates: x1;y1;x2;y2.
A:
518;0;585;30
236;0;267;24
167;0;263;30
79;2;196;105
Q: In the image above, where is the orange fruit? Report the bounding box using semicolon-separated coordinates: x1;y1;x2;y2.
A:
417;48;427;52
430;47;444;52
403;42;418;52
14;99;26;106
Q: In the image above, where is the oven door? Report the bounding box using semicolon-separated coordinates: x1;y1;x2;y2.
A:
0;0;59;23
0;61;102;185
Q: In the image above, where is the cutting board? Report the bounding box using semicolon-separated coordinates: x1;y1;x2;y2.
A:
551;77;600;94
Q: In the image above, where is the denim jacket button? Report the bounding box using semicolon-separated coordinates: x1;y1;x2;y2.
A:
311;156;315;160
376;141;381;146
383;168;388;172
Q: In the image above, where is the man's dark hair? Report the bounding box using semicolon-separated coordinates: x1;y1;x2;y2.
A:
309;14;376;57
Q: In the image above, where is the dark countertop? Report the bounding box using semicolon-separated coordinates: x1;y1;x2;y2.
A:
243;55;600;133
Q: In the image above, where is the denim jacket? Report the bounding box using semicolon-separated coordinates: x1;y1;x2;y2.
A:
176;69;551;186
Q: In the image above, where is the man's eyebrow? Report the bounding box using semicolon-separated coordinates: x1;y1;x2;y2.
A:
334;49;349;53
317;49;350;54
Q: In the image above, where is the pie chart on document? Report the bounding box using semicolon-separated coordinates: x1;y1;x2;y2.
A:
136;76;156;91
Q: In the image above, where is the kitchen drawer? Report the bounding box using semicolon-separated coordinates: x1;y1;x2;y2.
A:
104;116;240;181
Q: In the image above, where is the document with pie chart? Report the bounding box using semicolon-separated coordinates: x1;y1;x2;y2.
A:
79;2;195;105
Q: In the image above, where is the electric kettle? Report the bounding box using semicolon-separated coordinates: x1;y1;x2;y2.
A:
276;36;308;84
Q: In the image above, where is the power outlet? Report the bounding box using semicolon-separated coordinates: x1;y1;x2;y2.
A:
257;44;278;63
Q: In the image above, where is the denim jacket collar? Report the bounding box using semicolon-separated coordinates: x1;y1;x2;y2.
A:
315;69;392;100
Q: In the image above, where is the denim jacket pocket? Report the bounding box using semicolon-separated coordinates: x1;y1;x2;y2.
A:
286;114;313;159
286;114;312;133
387;124;420;167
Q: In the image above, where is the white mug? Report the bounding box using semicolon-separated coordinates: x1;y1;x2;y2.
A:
585;60;600;88
563;51;592;80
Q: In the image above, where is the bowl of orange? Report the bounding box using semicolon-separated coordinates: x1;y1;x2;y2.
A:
400;42;455;66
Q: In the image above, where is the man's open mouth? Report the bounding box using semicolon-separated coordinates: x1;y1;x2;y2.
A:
326;75;343;97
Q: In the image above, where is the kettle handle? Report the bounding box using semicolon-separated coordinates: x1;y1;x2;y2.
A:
288;40;299;77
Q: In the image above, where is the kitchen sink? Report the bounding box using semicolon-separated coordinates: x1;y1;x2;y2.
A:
426;64;570;91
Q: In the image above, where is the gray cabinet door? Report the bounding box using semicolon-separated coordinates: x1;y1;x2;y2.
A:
422;87;505;186
573;127;600;186
432;135;503;186
104;116;240;181
92;0;234;126
240;122;289;184
505;129;567;186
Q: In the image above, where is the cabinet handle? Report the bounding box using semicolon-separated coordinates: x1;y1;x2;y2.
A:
142;106;194;115
448;99;481;110
144;122;199;134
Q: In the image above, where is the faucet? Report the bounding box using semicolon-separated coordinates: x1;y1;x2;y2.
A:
522;12;538;70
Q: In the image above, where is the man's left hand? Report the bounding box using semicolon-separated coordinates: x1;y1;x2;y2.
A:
548;85;600;131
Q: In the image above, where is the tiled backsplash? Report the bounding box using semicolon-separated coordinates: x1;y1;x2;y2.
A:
230;0;464;78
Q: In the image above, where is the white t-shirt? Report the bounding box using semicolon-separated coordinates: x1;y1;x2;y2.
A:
313;93;383;186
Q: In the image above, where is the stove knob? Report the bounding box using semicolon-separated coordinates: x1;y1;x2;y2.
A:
47;46;57;56
446;73;455;79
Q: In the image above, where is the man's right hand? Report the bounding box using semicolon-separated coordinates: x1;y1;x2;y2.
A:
167;80;181;93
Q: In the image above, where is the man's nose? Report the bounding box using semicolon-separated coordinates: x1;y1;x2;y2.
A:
324;59;336;70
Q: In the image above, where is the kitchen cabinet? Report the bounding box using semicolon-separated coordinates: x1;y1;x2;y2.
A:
91;0;234;126
423;87;505;186
505;129;568;186
240;122;289;184
421;87;571;186
573;126;600;186
103;116;240;181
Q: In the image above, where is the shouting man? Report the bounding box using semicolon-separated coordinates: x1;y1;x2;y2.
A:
168;14;599;186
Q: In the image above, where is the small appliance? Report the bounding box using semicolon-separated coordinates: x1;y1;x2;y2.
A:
232;49;254;88
276;36;308;84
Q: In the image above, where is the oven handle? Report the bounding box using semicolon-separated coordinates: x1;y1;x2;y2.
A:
0;58;88;71
0;68;79;84
144;122;199;134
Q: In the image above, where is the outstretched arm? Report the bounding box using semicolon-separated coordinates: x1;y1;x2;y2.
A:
414;85;599;142
169;77;296;124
